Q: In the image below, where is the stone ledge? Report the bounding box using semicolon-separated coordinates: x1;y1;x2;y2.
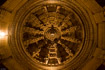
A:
1;0;28;13
98;22;105;49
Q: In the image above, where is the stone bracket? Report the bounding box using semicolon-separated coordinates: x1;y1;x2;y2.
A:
93;48;105;59
93;12;105;23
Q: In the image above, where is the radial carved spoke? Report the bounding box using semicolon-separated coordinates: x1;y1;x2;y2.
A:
61;26;79;35
56;14;65;27
64;15;71;22
23;27;44;35
62;21;72;27
58;41;74;58
29;14;41;24
59;15;71;27
24;37;44;47
33;13;46;26
33;27;44;31
61;36;81;43
27;14;46;28
32;48;41;58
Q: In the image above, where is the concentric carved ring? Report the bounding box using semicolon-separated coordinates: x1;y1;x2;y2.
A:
22;4;84;65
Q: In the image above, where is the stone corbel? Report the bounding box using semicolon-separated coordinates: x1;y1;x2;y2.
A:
93;48;105;60
93;12;105;23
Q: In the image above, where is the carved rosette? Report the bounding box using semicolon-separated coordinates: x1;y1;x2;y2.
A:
21;4;84;65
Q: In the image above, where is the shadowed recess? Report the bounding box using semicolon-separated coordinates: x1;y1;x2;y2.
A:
0;0;7;6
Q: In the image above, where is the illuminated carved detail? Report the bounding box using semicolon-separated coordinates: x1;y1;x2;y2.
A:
58;41;73;59
44;25;61;41
32;48;41;58
61;26;79;34
61;36;81;43
56;6;61;12
45;43;61;65
21;5;84;66
23;27;44;35
24;37;44;47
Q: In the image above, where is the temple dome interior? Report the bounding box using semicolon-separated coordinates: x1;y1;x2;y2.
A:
0;0;105;70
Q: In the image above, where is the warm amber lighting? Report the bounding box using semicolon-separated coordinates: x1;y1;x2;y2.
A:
0;31;7;38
